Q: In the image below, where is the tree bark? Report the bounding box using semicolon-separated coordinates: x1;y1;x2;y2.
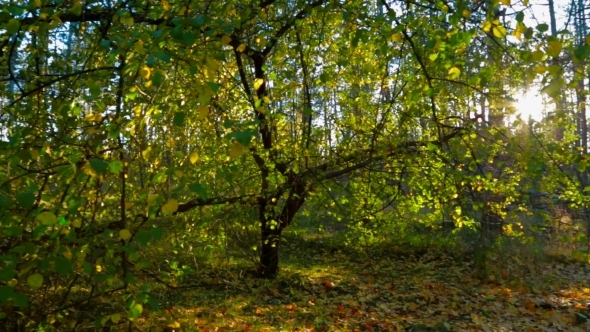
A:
258;226;281;278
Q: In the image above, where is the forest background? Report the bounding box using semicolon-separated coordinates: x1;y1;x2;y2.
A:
1;0;590;330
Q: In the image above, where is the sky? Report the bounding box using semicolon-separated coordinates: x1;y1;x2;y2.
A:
514;0;572;122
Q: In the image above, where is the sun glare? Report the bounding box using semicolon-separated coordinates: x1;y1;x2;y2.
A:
516;91;545;122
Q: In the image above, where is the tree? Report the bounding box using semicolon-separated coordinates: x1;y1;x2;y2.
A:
2;0;577;326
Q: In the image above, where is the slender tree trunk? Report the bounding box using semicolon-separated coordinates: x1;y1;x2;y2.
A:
548;0;565;141
258;226;281;278
257;180;308;278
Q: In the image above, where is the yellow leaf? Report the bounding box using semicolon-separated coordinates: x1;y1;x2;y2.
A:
62;248;72;260
531;50;544;61
524;0;529;5
197;105;209;120
174;170;183;178
462;9;471;18
512;29;522;41
119;229;132;241
147;194;160;206
237;44;247;52
500;0;510;5
121;16;134;26
263;96;271;104
134;40;145;53
162;200;179;215
440;5;449;13
256;36;267;46
72;219;82;228
30;149;39;160
534;65;546;74
448;67;461;79
167;321;181;328
493;26;507;38
547;40;562;56
189;152;199;164
221;35;232;45
254;78;264;91
162;0;170;11
139;66;151;79
110;314;121;324
142;146;151;159
229;142;244;158
391;33;402;43
37;212;57;226
206;58;220;71
482;21;492;33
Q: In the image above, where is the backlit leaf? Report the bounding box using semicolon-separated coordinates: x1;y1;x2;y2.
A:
221;35;232;45
119;229;132;241
189;152;199;164
229;141;244;158
493;26;506;38
162;200;179;215
448;67;461;79
197;105;209;120
254;79;264;91
37;212;57;226
27;274;43;289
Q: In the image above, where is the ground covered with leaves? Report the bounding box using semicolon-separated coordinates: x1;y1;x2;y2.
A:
121;238;590;332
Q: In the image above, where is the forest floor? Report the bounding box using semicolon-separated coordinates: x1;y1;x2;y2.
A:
126;231;590;332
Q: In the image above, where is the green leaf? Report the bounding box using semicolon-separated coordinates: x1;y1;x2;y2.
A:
541;79;564;98
0;195;11;210
536;24;548;32
90;158;109;174
427;143;438;151
55;257;73;275
173;112;185;126
151;227;164;241
27;273;43;289
223;120;235;129
16;192;35;209
128;301;143;319
574;45;590;61
12;293;28;307
0;267;16;282
152;70;164;86
154;51;171;63
207;82;220;94
135;230;152;246
188;183;208;200
5;19;20;34
88;80;101;97
0;286;14;304
108;160;124;174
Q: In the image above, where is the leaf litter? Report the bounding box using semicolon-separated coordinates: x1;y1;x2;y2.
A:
136;246;590;332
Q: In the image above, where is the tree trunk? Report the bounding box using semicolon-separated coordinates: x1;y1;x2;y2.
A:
258;226;281;278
